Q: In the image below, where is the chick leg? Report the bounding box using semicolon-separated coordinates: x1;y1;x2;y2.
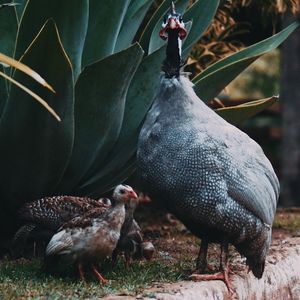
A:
124;252;132;269
92;265;108;284
78;263;85;281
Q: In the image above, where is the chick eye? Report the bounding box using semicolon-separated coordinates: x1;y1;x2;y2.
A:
163;15;168;24
120;189;125;194
179;16;183;22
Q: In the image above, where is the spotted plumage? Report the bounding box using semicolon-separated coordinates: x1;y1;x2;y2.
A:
13;195;109;254
137;4;279;287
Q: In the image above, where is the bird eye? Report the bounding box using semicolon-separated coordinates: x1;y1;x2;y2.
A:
120;189;125;194
179;16;183;22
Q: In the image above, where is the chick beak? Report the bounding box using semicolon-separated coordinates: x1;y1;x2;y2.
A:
127;190;138;200
126;191;138;201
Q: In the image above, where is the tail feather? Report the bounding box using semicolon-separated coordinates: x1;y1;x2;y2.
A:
247;257;265;278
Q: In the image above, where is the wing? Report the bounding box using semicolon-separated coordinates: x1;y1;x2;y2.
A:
19;195;109;229
60;207;108;230
218;123;280;225
46;229;74;256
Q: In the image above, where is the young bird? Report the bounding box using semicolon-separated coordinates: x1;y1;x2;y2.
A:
44;184;137;282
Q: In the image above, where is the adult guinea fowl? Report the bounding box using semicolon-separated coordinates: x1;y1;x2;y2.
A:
44;184;137;282
137;3;279;289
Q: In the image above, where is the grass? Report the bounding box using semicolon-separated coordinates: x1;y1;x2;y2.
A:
1;209;298;299
0;256;186;299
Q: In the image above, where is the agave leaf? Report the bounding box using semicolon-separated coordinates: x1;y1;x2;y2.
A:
88;156;136;197
115;0;153;52
193;22;299;87
194;57;257;102
139;0;172;52
182;0;219;56
148;0;190;54
0;69;59;121
215;96;278;125
57;43;144;193
0;52;55;92
0;0;18;57
78;46;166;194
82;0;130;67
15;0;88;79
0;64;7;114
0;19;74;205
13;0;26;22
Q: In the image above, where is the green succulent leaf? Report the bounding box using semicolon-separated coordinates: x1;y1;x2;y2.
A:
215;96;278;125
78;46;166;194
82;0;130;67
89;156;136;197
0;64;8;113
0;19;74;206
139;0;172;52
15;0;88;79
148;0;190;54
0;0;18;57
13;0;27;23
194;58;257;102
182;0;219;56
115;0;153;52
57;43;144;193
193;21;299;101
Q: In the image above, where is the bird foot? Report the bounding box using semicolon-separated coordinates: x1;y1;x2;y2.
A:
92;265;108;284
190;271;234;294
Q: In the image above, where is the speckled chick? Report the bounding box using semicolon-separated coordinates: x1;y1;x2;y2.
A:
137;5;279;285
112;195;148;267
13;195;111;252
44;185;135;282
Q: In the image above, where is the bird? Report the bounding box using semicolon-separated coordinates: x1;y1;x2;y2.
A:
137;2;279;290
13;195;111;254
44;184;137;282
111;197;155;267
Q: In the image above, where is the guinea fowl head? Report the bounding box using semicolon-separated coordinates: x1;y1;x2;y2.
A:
159;2;187;41
159;2;187;78
113;184;138;204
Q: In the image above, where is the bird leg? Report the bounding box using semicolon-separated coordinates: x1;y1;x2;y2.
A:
78;263;85;282
124;252;132;269
190;240;233;293
92;265;108;284
196;239;208;273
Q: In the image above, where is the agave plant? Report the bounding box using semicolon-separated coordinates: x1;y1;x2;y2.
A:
0;0;298;239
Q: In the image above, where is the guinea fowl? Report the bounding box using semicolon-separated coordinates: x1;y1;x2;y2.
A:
137;3;279;290
13;195;111;252
44;184;137;282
